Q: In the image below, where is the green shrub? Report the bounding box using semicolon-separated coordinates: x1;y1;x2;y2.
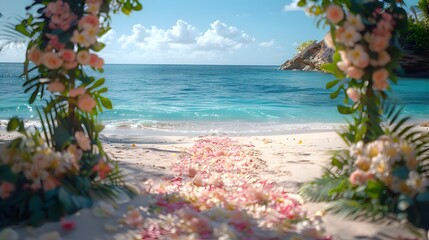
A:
401;19;429;53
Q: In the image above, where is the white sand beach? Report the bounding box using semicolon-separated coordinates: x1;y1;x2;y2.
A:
0;128;425;239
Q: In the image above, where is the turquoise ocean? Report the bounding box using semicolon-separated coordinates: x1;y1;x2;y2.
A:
1;63;429;135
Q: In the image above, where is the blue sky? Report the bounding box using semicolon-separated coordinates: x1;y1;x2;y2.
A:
0;0;419;65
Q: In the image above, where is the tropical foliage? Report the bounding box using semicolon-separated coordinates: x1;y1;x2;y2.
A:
297;0;429;234
295;40;316;53
0;0;142;227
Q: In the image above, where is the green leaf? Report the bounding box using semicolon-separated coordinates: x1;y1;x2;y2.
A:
99;96;113;109
365;180;383;199
27;211;45;227
326;79;340;89
330;87;341;99
58;188;72;210
53;125;71;149
15;24;31;37
297;0;306;7
7;117;21;132
133;2;143;11
89;78;105;90
29;196;43;213
91;42;105;52
321;63;337;73
337;105;354;114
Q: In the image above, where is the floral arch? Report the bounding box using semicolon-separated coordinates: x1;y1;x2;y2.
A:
0;0;428;238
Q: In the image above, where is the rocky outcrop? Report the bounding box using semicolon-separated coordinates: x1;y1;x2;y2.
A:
397;51;429;78
280;41;429;78
279;40;334;72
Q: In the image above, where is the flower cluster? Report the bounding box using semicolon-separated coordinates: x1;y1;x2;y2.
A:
115;138;329;239
27;0;105;114
0;135;81;198
324;3;404;101
349;136;428;197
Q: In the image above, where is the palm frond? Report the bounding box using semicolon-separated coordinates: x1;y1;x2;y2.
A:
326;199;392;223
299;176;348;202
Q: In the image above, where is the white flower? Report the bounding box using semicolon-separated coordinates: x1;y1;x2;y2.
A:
345;14;365;31
346;44;369;69
92;201;116;218
339;26;361;47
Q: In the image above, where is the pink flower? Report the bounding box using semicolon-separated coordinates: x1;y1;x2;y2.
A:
324;33;334;49
124;209;143;228
46;34;65;50
59;49;76;62
0;181;15;199
27;46;43;65
42;52;64;69
75;131;91;151
326;4;344;24
71;30;91;47
78;15;99;29
43;176;60;191
369;35;390;53
371;51;391;67
95;57;104;69
77;50;91;65
349;170;373;185
69;87;86;98
66;144;82;170
47;81;65;93
346;88;361;102
372;68;389;91
346;66;364;80
87;3;101;15
188;167;197;178
77;94;96;113
347;44;369;69
93;159;111;180
89;54;99;68
63;61;78;70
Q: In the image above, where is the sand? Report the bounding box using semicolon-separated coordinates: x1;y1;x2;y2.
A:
0;129;425;239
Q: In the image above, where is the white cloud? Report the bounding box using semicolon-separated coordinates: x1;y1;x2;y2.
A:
165;20;198;44
98;29;117;44
196;20;254;51
118;20;254;52
284;0;301;11
259;39;274;48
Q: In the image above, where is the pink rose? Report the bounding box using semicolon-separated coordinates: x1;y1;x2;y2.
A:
47;81;65;93
42;52;64;69
59;49;76;62
77;94;96;113
27;46;43;65
78;15;99;29
0;181;15;199
350;170;373;185
63;61;78;70
89;54;99;68
346;66;364;80
369;35;389;53
69;87;86;98
95;57;104;69
75;131;91;151
77;50;91;65
326;4;344;24
372;68;389;91
346;88;361;102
